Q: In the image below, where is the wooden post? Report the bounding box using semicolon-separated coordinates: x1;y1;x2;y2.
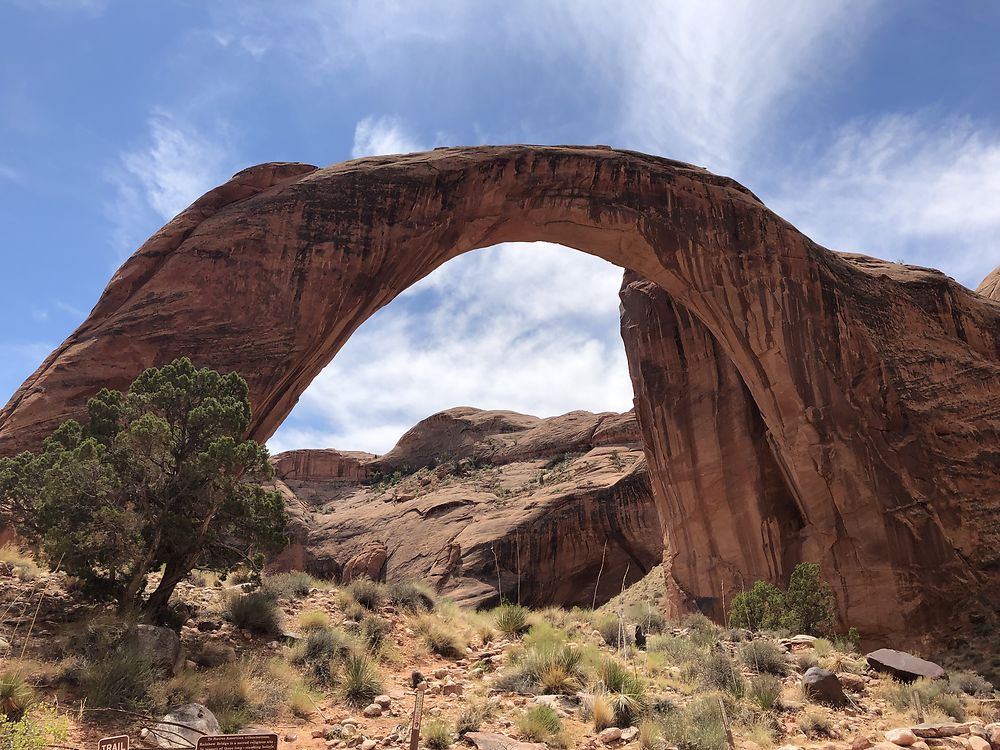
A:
409;686;426;750
719;698;735;750
914;691;924;724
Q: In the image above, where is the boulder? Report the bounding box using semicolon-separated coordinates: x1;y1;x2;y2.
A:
886;729;919;746
866;649;947;682
150;703;220;748
802;667;849;705
132;624;182;676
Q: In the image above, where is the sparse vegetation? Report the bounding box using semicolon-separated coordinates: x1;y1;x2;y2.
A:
699;652;746;698
0;673;35;721
455;700;494;735
413;613;466;658
748;674;783;711
0;547;43;582
494;603;530;637
340;653;383;706
517;704;564;746
659;695;730;750
262;571;319;599
225;591;282;634
739;639;788;675
422;718;453;749
597;657;649;726
346;578;387;610
387;580;436;611
80;647;157;710
0;705;68;750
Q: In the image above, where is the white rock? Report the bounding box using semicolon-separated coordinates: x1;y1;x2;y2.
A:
886;729;918;746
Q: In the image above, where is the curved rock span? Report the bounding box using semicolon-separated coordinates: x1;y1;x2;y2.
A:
269;407;662;608
1;146;998;641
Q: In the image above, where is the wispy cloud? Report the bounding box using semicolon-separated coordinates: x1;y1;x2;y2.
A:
769;114;1000;288
107;111;235;256
351;115;424;158
269;242;631;454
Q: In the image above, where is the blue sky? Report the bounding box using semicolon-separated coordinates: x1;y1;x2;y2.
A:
2;1;999;454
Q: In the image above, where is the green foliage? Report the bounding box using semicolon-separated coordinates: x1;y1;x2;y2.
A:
647;634;702;665
626;602;666;634
360;614;391;650
738;640;788;676
346;579;387;610
413;614;466;659
421;718;453;749
878;677;967;721
261;571;318;599
340;653;383;707
728;581;787;632
949;671;994;696
517;705;563;744
659;695;729;750
225;591;282;634
387;580;436;611
494;603;530;637
728;563;837;636
0;358;286;614
597;658;649;726
292;627;355;666
748;674;783;711
80;647;157;710
502;644;587;695
0;705;68;750
595;614;631;648
0;674;34;721
783;563;836;635
699;653;746;698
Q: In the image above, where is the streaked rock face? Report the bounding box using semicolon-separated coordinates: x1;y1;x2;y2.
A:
1;146;997;641
268;407;663;608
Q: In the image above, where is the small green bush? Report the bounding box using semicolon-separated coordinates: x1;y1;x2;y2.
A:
494;604;530;637
422;718;453;749
749;674;783;711
949;670;994;696
699;653;746;698
626;602;666;634
595;614;632;649
413;614;465;658
360;614;391;650
784;563;835;635
455;700;494;735
660;695;729;750
225;591;281;634
80;647;157;710
728;581;787;632
499;644;587;695
340;653;383;706
647;634;703;665
517;704;563;744
739;640;788;675
0;672;35;720
387;580;436;611
346;579;387;610
261;571;317;599
291;627;356;666
597;658;649;726
0;705;68;750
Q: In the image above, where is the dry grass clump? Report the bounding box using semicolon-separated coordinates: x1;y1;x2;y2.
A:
497;644;587;695
297;609;331;631
199;657;303;732
748;674;783;711
876;677;966;721
387;580;436;611
517;704;566;747
797;707;835;738
638;717;664;750
647;634;703;665
422;717;453;749
659;694;730;750
626;602;667;634
339;653;383;706
596;657;649;726
699;652;746;698
590;693;616;730
345;579;387;610
0;545;44;581
682;613;721;647
594;614;631;649
739;640;789;676
412;613;467;659
949;670;994;696
455;700;495;735
261;570;321;599
225;591;282;634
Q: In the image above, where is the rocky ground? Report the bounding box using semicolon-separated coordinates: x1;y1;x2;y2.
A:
1;553;998;750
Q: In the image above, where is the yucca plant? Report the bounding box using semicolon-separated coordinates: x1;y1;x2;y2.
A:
597;658;649;726
494;603;530;637
340;653;383;707
0;671;35;720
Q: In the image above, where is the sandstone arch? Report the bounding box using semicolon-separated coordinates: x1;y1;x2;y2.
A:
2;146;998;641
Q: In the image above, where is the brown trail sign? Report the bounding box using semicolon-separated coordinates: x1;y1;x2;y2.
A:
409;687;426;750
98;735;129;750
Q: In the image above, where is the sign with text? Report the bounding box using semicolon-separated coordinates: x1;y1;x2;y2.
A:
98;735;129;750
197;735;278;750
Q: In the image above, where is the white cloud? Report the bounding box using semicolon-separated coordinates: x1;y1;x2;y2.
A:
108;111;234;255
351;116;424;158
269;243;632;454
769;115;1000;288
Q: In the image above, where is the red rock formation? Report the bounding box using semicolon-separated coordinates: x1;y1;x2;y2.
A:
1;146;997;641
268;408;662;608
272;449;373;482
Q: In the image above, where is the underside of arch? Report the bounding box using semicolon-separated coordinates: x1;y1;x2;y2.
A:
2;145;998;643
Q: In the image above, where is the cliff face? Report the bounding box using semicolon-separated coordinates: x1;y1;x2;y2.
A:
268;407;663;608
1;145;997;641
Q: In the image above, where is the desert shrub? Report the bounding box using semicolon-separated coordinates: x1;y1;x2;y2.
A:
877;677;966;721
660;695;729;750
595;614;631;649
0;547;44;582
0;705;68;750
728;581;787;632
387;580;436;611
412;614;466;658
360;614;391;650
597;658;649;726
0;358;285;615
739;640;788;675
292;627;356;666
627;602;667;634
0;673;35;720
949;671;994;696
517;705;563;745
225;591;281;634
297;610;330;631
699;653;746;698
340;653;383;706
80;647;157;710
343;600;367;622
784;564;835;635
647;634;702;665
200;657;299;732
346;579;387;611
638;719;664;750
748;674;783;711
795;651;818;672
523;621;568;651
526;646;586;695
288;685;316;718
455;700;494;736
262;571;317;599
682;613;720;647
422;718;453;749
798;708;834;738
813;638;833;657
494;604;530;637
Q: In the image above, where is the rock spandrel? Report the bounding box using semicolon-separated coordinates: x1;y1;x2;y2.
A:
0;146;997;642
